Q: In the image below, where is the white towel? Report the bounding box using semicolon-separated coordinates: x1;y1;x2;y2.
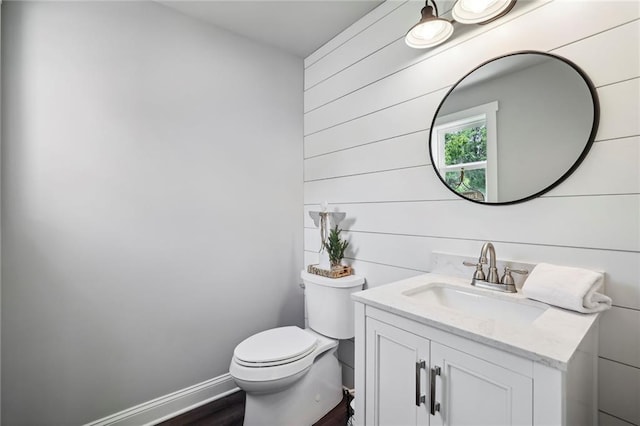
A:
522;263;611;313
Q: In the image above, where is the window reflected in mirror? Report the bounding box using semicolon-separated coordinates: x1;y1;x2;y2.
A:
433;102;498;202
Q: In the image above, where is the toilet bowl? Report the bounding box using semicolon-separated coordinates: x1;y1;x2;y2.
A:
229;271;364;425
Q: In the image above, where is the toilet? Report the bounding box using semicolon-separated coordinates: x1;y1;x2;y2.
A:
229;271;364;425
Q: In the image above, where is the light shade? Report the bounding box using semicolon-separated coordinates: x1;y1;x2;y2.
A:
405;5;454;49
452;0;517;24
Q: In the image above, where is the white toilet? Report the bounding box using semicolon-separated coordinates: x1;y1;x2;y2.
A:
229;271;364;425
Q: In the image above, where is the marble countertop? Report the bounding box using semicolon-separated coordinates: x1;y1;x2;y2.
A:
352;273;599;371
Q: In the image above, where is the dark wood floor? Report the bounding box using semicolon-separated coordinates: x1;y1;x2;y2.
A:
158;389;351;426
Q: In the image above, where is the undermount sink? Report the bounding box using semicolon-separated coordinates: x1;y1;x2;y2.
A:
402;284;548;325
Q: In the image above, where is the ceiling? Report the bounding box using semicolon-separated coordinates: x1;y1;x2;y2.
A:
159;0;387;58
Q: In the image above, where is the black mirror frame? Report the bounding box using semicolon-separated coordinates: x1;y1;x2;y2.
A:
428;50;600;206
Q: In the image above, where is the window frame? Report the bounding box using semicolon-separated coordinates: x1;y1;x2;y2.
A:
431;101;499;202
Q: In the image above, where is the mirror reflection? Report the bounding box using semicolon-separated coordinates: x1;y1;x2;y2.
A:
429;51;599;204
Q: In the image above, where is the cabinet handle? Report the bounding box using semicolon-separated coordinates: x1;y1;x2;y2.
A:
415;359;426;406
430;366;441;415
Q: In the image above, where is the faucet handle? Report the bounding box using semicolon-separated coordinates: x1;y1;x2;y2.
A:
500;266;528;285
463;261;486;281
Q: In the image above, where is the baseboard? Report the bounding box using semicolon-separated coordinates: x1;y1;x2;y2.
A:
84;373;239;426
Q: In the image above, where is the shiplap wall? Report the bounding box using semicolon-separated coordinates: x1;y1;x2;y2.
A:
303;0;640;424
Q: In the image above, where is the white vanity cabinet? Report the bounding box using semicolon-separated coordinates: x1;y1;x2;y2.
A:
431;339;532;426
364;317;430;425
364;315;532;426
353;275;600;426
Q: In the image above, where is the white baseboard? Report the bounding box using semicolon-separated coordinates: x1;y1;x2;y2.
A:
84;373;239;426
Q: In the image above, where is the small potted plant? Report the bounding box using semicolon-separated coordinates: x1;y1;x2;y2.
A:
323;226;349;268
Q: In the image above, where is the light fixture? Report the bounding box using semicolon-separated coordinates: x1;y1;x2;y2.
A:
404;1;454;49
452;0;517;24
405;0;517;49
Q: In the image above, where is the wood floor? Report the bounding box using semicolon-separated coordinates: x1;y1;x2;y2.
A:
158;390;352;426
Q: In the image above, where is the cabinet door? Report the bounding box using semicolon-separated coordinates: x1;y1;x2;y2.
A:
430;341;533;426
366;318;430;426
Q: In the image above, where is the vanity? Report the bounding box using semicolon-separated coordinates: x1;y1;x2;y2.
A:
352;273;599;426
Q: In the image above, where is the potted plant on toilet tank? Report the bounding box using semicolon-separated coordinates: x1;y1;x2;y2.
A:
307;203;353;278
324;226;349;268
305;225;352;278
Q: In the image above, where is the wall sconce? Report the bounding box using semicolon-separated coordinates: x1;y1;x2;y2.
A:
405;0;517;49
405;1;454;48
452;0;516;24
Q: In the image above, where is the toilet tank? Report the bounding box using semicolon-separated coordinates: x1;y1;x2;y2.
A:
301;271;365;339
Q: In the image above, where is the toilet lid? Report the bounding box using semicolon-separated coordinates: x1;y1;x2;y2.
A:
234;326;318;366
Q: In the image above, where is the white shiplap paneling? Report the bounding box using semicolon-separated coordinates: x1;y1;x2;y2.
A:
599;358;640;425
304;0;408;76
304;166;454;204
304;1;640;421
304;130;429;181
304;0;417;92
599;307;640;368
595;78;640;141
304;0;549;112
304;88;441;158
553;20;640;88
304;74;638;161
304;197;640;252
307;17;639;116
305;137;640;202
304;1;639;135
304;228;640;310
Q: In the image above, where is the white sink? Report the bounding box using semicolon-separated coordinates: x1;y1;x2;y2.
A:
402;284;547;325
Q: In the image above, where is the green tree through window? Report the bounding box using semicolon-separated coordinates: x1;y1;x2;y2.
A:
444;125;487;164
443;125;487;196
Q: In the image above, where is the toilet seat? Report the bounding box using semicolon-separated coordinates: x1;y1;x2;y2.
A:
234;326;318;367
229;327;338;385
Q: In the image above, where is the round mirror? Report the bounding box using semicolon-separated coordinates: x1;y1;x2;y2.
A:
429;51;599;205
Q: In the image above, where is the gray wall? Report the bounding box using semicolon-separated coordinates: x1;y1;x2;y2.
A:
1;1;303;424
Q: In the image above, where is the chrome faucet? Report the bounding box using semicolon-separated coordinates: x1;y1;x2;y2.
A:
479;242;499;284
463;242;527;293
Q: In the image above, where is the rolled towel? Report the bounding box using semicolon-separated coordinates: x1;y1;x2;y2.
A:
522;263;611;313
